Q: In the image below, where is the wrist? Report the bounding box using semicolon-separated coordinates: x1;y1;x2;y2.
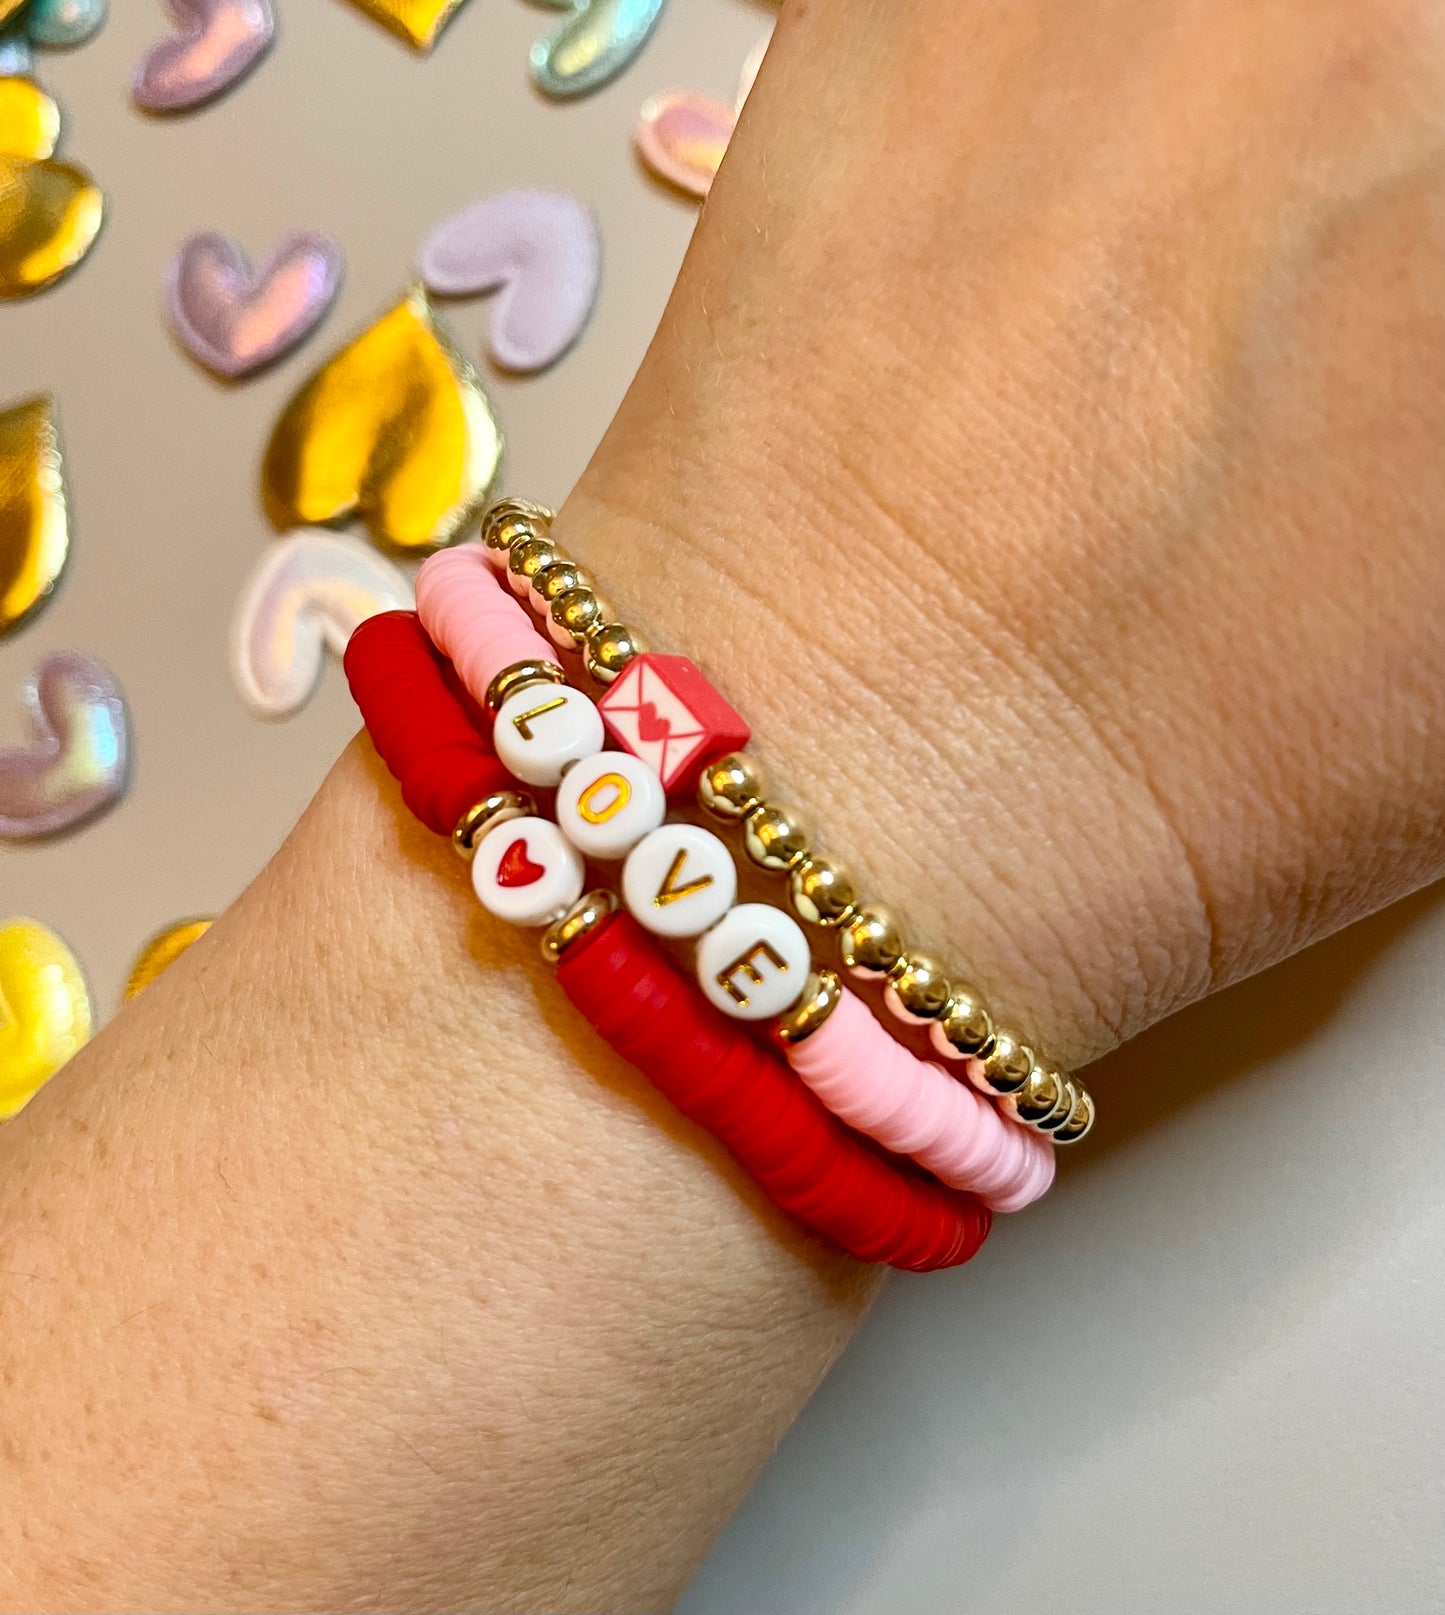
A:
555;473;1208;1071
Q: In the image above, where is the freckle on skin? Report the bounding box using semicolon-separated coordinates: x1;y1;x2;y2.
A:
254;1404;282;1424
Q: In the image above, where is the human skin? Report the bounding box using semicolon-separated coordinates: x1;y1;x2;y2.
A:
3;0;1445;1609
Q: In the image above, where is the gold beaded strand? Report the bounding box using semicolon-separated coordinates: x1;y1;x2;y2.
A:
478;500;1095;1144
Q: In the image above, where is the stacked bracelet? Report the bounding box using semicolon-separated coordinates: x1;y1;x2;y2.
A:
475;499;1095;1145
343;609;993;1271
413;543;1054;1213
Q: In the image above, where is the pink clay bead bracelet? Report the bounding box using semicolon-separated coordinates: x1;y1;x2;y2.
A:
785;988;1055;1213
416;545;558;704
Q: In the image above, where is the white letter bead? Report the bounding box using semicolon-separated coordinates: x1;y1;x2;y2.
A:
622;824;737;938
472;816;584;928
696;903;811;1021
493;683;604;786
556;750;667;859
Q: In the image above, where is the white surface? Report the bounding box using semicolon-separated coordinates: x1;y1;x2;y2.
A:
682;887;1445;1615
4;3;1442;1611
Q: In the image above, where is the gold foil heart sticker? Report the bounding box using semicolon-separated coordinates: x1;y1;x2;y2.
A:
124;918;212;1000
262;287;501;553
0;78;61;160
0;394;69;638
0;77;104;299
0;916;92;1119
340;0;466;50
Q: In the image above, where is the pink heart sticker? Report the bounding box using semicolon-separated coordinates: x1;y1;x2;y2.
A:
634;36;768;200
635;91;735;199
416;189;600;373
133;0;274;114
167;230;343;379
0;651;130;840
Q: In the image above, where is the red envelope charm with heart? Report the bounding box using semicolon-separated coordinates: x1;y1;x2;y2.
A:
598;653;749;799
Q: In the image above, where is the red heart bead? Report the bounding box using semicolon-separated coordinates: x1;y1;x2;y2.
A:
497;836;546;888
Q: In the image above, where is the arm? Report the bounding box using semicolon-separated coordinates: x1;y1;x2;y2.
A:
4;0;1445;1608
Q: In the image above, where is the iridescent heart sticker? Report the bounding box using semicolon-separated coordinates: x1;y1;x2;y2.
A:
635;91;732;199
530;0;665;99
0;651;130;839
417;189;599;373
27;0;107;48
167;230;343;379
231;528;413;718
0;22;34;72
133;0;275;113
635;35;767;199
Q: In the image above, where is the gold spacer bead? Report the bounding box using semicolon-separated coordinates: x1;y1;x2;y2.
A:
482;497;552;551
788;855;858;928
585;622;648;684
838;903;905;979
980;1029;1033;1095
773;969;842;1045
698;752;767;822
452;791;537;859
1052;1085;1096;1145
484;659;566;714
507;533;560;594
1005;1061;1065;1127
743;801;811;872
540;889;619;965
934;986;996;1059
887;952;952;1022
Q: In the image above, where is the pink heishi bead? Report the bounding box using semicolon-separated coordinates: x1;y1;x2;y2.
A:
597;653;750;799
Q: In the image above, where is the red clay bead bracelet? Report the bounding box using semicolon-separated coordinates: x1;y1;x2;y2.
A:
343;611;992;1273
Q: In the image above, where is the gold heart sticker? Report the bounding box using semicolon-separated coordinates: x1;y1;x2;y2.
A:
340;0;468;51
0;77;104;299
0;78;61;160
0;916;92;1120
0;394;70;638
262;287;502;553
124;918;212;1000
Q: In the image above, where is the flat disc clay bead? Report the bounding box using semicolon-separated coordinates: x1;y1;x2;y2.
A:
786;987;1055;1212
415;544;558;710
